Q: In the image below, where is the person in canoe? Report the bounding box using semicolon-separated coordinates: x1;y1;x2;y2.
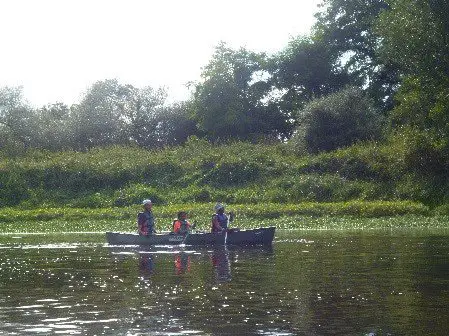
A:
211;203;234;233
138;199;156;236
173;211;195;234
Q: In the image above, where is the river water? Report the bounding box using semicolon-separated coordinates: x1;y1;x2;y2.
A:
0;230;448;335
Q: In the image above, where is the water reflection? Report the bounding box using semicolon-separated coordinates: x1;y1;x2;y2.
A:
174;252;191;275
211;246;232;282
133;245;272;282
1;232;448;335
112;244;273;285
138;252;154;278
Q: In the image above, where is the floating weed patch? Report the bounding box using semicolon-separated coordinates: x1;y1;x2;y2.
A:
257;215;449;231
0;219;134;234
1;215;448;235
0;232;105;245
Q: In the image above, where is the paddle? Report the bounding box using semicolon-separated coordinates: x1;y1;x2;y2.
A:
180;231;189;245
226;211;239;232
224;212;236;244
229;211;235;223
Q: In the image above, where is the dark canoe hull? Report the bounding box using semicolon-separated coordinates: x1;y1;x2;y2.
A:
106;231;226;246
106;227;275;246
226;227;275;246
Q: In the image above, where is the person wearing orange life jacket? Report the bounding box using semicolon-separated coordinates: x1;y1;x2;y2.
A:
173;211;194;234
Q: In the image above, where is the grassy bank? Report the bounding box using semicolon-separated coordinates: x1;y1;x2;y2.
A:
1;139;448;209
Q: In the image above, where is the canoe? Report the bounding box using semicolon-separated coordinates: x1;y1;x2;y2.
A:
226;227;275;246
106;227;275;246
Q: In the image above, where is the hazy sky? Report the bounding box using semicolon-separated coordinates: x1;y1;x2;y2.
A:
0;0;321;107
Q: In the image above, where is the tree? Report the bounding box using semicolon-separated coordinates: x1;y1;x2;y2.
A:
33;102;72;150
269;36;350;115
152;101;198;147
375;0;449;187
122;85;168;147
290;86;383;154
70;79;133;149
192;43;291;141
313;0;400;111
0;86;36;153
376;0;449;144
131;100;197;148
71;79;196;150
377;0;449;80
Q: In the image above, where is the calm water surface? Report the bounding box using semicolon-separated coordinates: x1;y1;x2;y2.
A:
0;230;448;335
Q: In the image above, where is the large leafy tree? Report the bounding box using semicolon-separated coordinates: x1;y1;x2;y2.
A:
0;86;36;153
192;43;291;141
131;99;197;148
269;36;350;116
71;79;135;149
375;0;449;203
121;85;168;147
376;0;449;137
313;0;400;111
71;79;196;150
33;102;72;150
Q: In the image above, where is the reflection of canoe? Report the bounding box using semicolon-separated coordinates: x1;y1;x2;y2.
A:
106;227;275;246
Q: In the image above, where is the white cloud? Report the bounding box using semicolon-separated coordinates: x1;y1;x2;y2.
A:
0;0;320;106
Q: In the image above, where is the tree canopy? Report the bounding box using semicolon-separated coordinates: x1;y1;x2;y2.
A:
0;0;447;166
376;0;449;141
191;43;292;141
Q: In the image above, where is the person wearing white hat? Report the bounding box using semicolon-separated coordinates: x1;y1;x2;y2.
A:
211;203;234;233
137;199;156;235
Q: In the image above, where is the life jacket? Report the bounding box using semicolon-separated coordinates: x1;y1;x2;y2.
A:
211;212;228;232
173;219;190;234
138;211;154;235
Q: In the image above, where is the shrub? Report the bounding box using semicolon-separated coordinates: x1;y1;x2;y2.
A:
290;86;383;154
433;204;449;216
143;162;183;187
0;168;29;206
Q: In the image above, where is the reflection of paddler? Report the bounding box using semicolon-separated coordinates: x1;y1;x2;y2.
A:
211;247;231;282
139;253;154;277
175;252;191;275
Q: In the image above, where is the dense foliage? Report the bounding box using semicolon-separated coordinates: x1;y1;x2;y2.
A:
313;0;399;112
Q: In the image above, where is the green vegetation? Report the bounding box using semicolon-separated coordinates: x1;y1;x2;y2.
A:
0;200;431;224
0;140;448;233
1;139;449;208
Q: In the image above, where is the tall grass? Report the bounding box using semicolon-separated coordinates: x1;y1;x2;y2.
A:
1;139;448;209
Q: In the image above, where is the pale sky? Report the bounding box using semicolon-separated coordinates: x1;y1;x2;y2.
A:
0;0;321;107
